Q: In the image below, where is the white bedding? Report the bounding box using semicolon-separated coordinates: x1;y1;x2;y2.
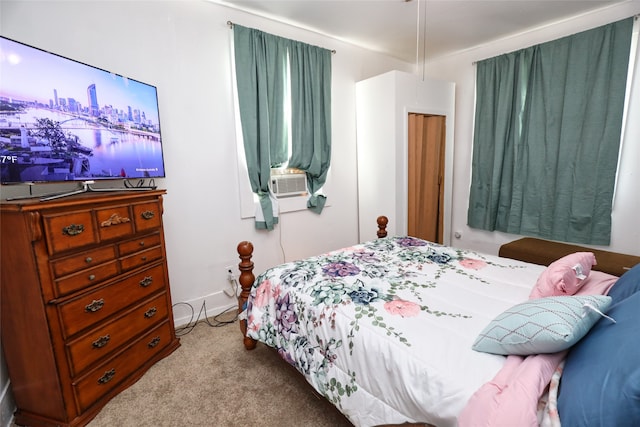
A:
245;237;546;426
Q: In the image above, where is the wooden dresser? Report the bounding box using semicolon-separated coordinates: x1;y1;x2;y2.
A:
0;190;180;427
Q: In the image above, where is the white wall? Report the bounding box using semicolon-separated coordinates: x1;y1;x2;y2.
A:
426;2;640;257
356;70;456;243
0;1;413;423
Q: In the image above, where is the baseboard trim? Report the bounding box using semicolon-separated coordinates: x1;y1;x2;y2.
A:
172;290;236;327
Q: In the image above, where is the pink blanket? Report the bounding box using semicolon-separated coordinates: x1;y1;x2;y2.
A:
458;271;617;427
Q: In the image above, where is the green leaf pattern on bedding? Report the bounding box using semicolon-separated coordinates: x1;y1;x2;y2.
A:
246;236;523;408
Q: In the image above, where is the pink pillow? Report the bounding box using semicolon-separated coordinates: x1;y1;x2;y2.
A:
529;252;597;299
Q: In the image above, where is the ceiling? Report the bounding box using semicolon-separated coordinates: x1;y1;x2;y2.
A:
211;0;628;63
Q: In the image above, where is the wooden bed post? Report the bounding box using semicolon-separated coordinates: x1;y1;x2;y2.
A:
377;216;388;238
237;216;389;350
237;241;257;350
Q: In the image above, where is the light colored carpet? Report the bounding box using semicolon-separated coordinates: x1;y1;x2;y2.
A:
88;313;353;427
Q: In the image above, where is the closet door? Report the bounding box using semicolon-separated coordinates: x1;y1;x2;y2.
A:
407;113;446;243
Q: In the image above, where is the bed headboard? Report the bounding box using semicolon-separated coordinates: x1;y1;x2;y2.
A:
499;237;640;277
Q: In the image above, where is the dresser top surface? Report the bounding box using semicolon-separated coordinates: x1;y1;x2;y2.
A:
1;189;166;212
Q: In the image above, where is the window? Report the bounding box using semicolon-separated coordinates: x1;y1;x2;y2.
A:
467;17;635;245
233;24;332;230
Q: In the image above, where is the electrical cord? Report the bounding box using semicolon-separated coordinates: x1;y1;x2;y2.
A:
224;275;240;298
277;204;287;263
172;300;238;336
124;178;157;189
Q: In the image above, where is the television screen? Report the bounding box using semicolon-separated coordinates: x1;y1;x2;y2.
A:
0;36;166;184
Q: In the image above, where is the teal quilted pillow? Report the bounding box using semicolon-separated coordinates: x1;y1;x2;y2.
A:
472;295;612;355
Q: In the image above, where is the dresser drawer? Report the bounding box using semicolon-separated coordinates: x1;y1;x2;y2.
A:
43;210;98;255
51;246;117;278
54;260;119;297
66;293;169;377
72;321;173;413
132;201;162;233
118;233;161;257
96;205;134;241
58;263;166;338
120;246;163;272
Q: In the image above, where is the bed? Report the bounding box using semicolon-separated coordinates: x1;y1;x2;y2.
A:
235;216;640;427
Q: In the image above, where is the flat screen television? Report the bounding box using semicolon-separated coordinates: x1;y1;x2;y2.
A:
0;36;166;186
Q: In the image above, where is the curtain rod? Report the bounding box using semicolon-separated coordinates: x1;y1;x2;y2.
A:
472;14;639;65
227;20;336;54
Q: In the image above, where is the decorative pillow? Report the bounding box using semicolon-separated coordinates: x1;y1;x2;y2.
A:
558;285;640;427
472;295;611;356
529;252;597;299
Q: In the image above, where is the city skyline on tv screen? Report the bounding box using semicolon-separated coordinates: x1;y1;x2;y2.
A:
0;36;166;184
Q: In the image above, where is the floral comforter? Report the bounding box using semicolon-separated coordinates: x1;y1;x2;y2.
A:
245;237;546;427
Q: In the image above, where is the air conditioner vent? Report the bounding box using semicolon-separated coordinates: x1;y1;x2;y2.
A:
270;173;307;198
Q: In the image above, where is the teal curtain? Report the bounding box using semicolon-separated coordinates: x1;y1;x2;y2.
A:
234;25;288;230
234;25;332;227
468;17;633;245
288;40;332;213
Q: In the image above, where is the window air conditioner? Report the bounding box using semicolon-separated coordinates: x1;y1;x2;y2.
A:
270;172;308;198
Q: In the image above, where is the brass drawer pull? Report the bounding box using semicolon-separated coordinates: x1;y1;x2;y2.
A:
139;241;145;246
139;276;153;287
141;210;155;220
100;213;131;227
88;274;96;281
85;256;93;263
85;299;105;313
62;224;84;236
148;336;161;348
144;307;157;318
97;368;116;384
92;334;111;349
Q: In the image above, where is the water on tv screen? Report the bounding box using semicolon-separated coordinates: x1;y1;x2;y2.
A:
0;36;166;184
